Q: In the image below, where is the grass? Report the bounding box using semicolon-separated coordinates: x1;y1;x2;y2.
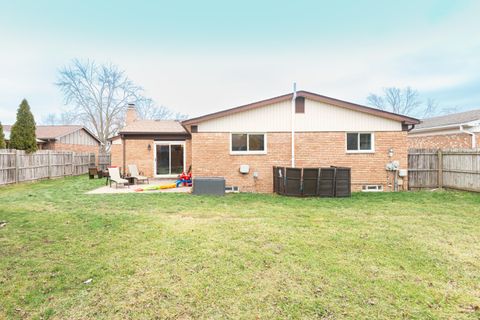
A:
0;177;479;319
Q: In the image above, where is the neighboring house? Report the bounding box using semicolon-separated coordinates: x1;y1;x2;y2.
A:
3;125;101;154
112;91;419;192
408;109;480;149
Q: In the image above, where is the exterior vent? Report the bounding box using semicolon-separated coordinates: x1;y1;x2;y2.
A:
225;186;240;193
295;97;305;113
362;185;383;192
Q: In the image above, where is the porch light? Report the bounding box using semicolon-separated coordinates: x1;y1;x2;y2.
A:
147;144;151;151
388;148;394;158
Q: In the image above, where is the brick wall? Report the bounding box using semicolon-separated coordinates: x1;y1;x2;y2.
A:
185;138;192;172
191;131;408;193
125;139;154;177
110;138;192;177
408;133;473;149
110;142;122;171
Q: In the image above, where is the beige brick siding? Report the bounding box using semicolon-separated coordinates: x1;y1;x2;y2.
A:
408;133;474;149
191;131;408;193
185;138;192;172
111;139;155;176
110;143;122;171
110;138;192;177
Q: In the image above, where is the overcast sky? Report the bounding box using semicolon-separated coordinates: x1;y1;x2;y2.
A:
1;0;479;124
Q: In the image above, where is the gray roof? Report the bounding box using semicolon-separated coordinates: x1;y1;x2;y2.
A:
119;120;187;134
2;125;101;143
415;109;480;130
3;128;45;143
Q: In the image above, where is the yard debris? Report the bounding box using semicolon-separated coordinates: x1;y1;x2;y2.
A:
0;221;6;228
83;278;93;284
460;304;479;313
314;287;323;297
366;299;376;305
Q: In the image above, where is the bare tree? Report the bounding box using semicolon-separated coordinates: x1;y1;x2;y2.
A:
56;59;145;149
135;98;188;121
423;98;439;118
367;86;429;116
41;111;77;125
41;113;58;125
56;59;184;150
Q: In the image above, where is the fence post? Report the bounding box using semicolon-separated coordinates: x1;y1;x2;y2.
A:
438;149;443;189
14;149;19;183
64;152;67;177
47;150;52;179
71;152;75;176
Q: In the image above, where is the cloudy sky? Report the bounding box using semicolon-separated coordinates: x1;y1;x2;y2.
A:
1;0;479;124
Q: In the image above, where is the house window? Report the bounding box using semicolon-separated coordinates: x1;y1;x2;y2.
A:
231;133;266;154
346;133;374;152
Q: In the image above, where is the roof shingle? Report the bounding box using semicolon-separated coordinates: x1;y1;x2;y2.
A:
415;109;480;130
2;125;100;143
119;120;187;134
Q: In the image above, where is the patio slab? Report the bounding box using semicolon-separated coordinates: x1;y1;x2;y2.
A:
86;179;191;194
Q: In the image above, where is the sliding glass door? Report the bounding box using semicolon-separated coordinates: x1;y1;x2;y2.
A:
155;142;185;177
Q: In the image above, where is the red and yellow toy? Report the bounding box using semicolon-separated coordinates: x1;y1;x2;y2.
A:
176;171;192;187
135;169;192;192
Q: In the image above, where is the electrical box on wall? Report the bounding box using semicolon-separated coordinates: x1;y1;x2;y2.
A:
386;161;399;171
239;165;250;174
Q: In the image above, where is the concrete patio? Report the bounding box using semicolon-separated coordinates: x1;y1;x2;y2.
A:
86;179;192;194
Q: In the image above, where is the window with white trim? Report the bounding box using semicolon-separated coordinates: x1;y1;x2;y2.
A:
346;132;374;152
231;133;266;154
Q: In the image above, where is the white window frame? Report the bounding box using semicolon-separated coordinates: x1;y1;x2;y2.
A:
345;132;375;153
230;133;267;155
153;141;186;177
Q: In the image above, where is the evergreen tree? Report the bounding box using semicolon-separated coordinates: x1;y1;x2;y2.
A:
0;122;5;149
10;99;37;152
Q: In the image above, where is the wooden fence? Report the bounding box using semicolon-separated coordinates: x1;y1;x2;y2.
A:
98;153;111;171
0;149;96;185
408;148;480;192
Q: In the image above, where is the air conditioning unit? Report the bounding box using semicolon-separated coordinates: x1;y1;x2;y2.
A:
362;185;383;192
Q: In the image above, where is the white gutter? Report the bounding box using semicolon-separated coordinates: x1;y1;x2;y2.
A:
460;124;477;148
291;82;297;167
411;120;478;133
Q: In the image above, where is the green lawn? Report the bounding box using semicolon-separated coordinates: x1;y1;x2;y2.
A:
0;177;479;319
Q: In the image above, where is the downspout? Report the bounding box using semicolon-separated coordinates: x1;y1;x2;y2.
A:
460;125;476;148
291;82;297;167
122;134;126;175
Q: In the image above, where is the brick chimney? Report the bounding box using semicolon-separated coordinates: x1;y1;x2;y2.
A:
125;103;138;125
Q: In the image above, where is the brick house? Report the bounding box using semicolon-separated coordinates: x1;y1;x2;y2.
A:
110;104;190;177
3;125;101;154
112;91;419;192
408;109;480;149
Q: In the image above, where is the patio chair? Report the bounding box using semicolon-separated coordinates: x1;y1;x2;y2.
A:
108;167;129;188
88;167;98;179
128;164;149;184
